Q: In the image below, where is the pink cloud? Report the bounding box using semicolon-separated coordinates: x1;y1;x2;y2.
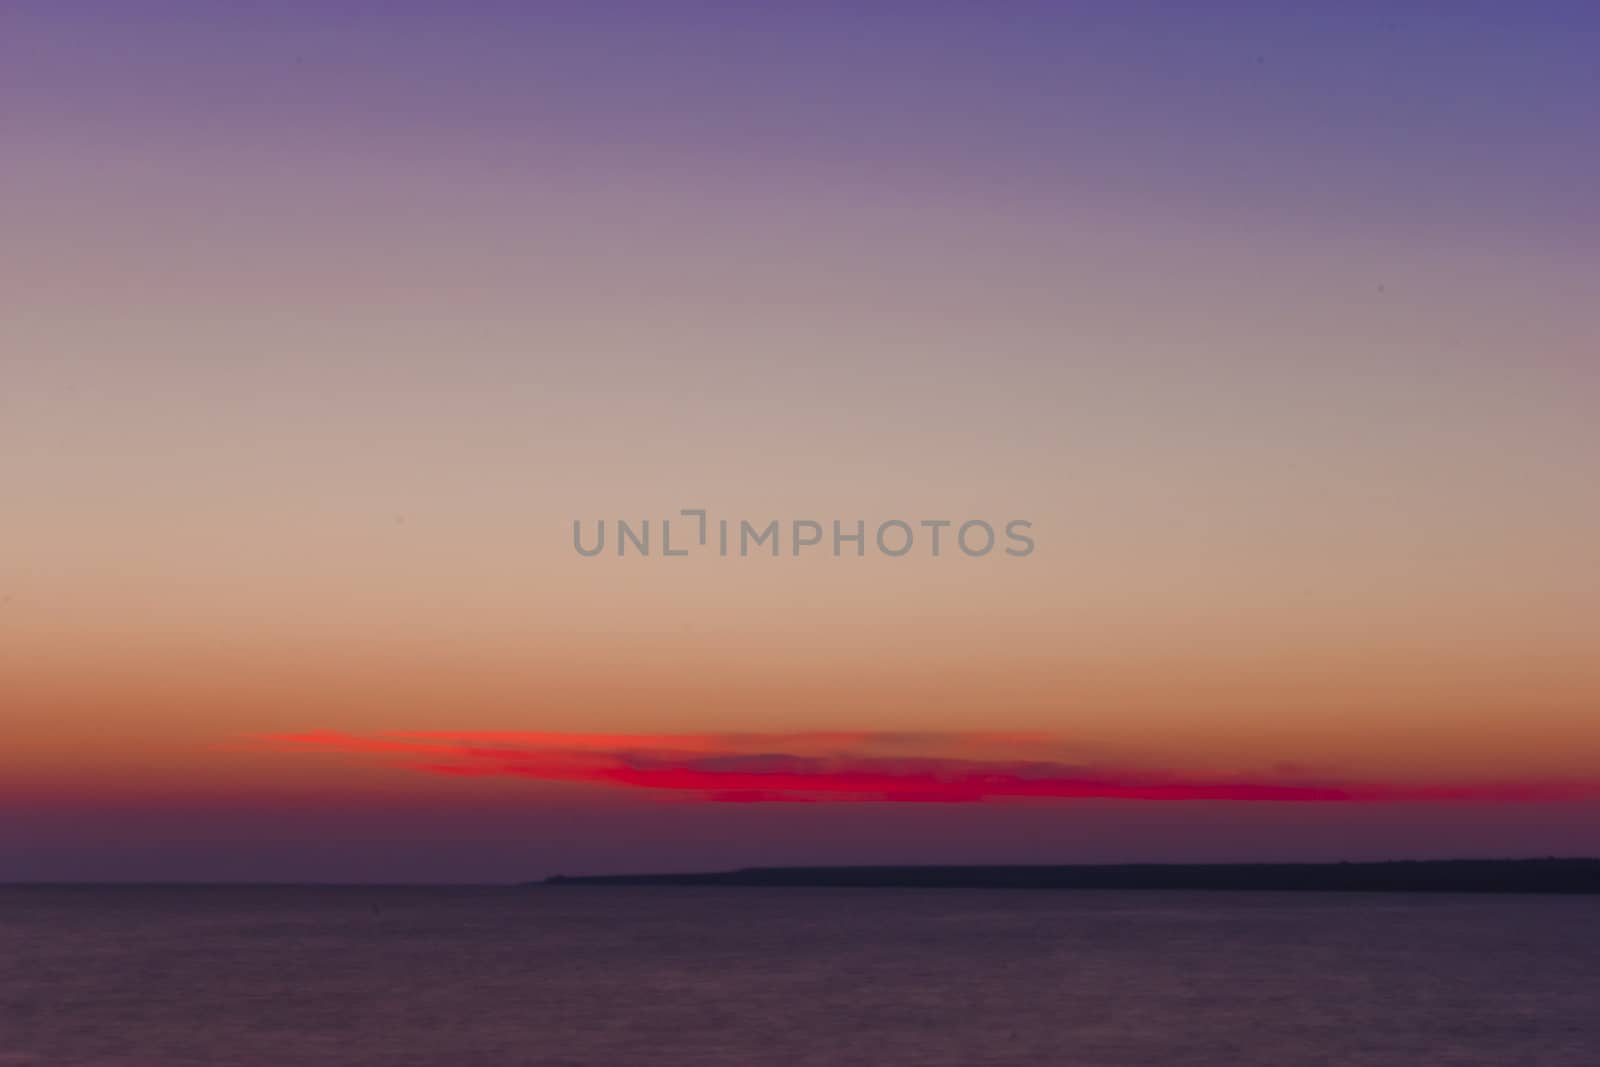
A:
248;730;1600;806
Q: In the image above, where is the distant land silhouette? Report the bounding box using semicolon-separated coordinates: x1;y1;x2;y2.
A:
541;858;1600;894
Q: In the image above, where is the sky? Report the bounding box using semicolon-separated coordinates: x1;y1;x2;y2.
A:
3;2;1598;881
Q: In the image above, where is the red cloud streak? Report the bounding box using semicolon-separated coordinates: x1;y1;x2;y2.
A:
249;730;1600;805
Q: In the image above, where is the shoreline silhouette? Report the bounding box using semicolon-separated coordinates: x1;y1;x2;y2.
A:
540;858;1600;894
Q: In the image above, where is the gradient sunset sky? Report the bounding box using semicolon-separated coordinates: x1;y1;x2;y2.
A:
4;2;1598;881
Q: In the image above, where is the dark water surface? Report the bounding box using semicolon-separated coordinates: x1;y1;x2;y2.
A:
2;886;1596;1066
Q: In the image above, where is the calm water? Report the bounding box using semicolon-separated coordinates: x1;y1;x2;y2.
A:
1;886;1597;1066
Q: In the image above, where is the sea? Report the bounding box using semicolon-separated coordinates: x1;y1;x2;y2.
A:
1;886;1596;1066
